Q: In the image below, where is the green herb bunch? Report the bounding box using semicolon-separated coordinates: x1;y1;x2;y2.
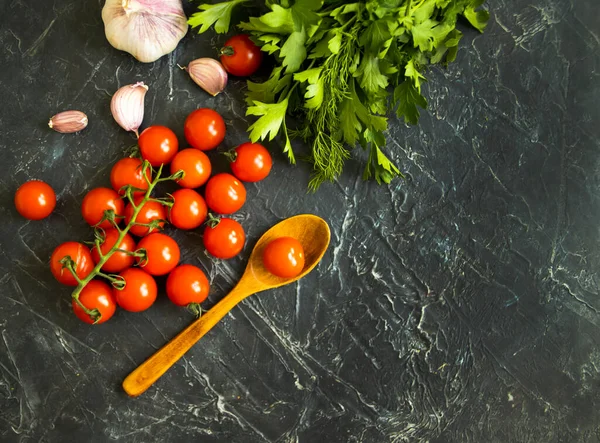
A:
189;0;489;190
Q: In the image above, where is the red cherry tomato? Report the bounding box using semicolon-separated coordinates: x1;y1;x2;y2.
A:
262;237;305;278
72;280;117;324
203;218;245;259
204;173;246;214
220;34;263;77
91;229;136;273
124;197;166;237
184;108;225;151
166;264;210;307
114;268;157;312
136;233;180;276
50;242;95;286
170;149;212;188
230;142;272;182
168;189;207;230
14;180;56;220
110;157;151;196
139;125;179;166
81;187;124;229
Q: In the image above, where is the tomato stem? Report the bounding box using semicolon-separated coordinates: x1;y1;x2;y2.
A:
222;149;237;163
220;45;234;57
186;303;203;318
205;213;221;229
67;161;168;323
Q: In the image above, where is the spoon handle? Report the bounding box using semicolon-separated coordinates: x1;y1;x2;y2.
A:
122;286;249;397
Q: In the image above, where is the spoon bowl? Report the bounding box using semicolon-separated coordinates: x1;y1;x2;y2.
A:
123;214;330;397
242;214;330;289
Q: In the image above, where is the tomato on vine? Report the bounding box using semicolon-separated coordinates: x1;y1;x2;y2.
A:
136;233;180;276
91;229;137;273
229;142;272;182
170;149;211;188
110;157;151;195
168;189;207;230
184;108;225;151
263;237;305;278
220;34;263;77
72;280;117;324
50;242;95;286
204;173;246;214
139;125;179;166
81;187;124;229
114;268;157;312
124;197;166;237
14;180;56;220
203;217;245;259
166;264;210;312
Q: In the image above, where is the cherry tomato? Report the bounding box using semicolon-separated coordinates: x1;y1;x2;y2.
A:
15;180;56;220
91;229;136;273
81;187;124;229
110;157;151;196
184;108;225;151
168;189;207;230
50;242;95;286
166;264;210;307
170;149;211;188
136;233;180;276
262;237;305;278
204;173;246;214
114;268;157;312
220;34;263;77
230;142;272;182
139;125;179;166
203;218;245;259
72;280;117;324
124;197;166;237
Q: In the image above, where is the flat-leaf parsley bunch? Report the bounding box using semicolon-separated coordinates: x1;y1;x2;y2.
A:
190;0;489;190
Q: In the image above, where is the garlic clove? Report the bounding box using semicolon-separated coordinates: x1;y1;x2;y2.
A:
102;0;188;63
110;82;148;137
48;110;88;133
184;58;228;96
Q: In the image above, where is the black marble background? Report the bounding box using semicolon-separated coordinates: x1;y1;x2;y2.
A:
1;0;599;442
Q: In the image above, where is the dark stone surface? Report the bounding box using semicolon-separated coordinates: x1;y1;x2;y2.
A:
1;0;599;442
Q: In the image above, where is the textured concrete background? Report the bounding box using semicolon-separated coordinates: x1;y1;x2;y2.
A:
0;1;599;441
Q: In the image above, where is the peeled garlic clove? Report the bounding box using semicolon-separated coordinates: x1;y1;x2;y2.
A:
102;0;188;63
48;110;88;133
111;82;148;137
184;58;228;96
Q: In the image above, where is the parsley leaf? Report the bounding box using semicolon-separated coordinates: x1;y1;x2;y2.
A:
247;96;295;163
294;68;324;109
188;0;248;34
404;59;426;91
246;66;291;106
394;81;427;125
281;28;307;73
463;0;490;32
247;98;289;143
355;56;388;93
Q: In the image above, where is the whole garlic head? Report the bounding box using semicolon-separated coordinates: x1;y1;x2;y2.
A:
102;0;188;63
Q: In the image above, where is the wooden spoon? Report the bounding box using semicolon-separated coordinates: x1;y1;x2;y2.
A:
123;214;331;397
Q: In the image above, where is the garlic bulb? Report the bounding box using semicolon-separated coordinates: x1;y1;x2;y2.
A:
111;82;148;137
102;0;188;63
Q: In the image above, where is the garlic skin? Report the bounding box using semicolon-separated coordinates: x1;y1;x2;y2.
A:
111;82;148;137
185;58;228;96
48;110;88;133
102;0;188;63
